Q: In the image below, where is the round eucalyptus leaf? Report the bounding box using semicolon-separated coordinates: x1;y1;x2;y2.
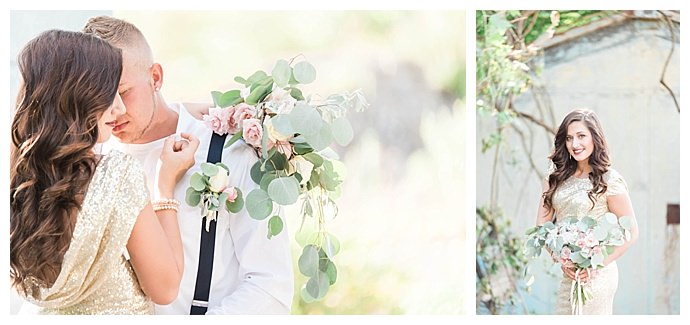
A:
305;270;330;300
245;189;273;220
293;61;316;84
250;160;263;185
303;122;332;151
270;114;294;138
267;176;300;205
225;189;244;213
331;117;354;146
190;173;206;191
185;187;201;206
289;103;322;136
298;244;319;277
260;172;279;192
272;59;292;87
200;162;219;176
300;286;317;303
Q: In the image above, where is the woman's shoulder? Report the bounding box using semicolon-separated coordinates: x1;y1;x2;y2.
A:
98;150;145;181
604;167;628;195
603;168;625;182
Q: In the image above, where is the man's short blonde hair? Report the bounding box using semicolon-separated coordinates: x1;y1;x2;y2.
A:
83;15;154;69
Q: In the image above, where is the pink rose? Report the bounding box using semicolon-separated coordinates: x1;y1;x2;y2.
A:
242;118;263;148
203;107;230;135
224;187;238;202
225;105;240;134
576;238;587;249
233;103;257;129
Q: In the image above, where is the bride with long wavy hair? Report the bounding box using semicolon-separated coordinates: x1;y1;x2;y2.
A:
535;108;639;315
10;29;199;314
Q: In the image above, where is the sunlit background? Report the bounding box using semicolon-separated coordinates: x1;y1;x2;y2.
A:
9;10;466;315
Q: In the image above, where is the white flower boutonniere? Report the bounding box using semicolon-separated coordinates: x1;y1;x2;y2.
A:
186;162;244;231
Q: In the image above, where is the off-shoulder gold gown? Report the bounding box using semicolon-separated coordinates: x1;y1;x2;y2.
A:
550;168;628;315
19;150;154;314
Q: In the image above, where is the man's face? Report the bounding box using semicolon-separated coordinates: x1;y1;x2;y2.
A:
111;49;156;144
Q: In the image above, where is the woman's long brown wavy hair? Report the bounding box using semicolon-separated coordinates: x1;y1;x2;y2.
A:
542;108;611;216
10;30;122;294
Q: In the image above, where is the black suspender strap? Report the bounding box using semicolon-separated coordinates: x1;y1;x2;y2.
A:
190;132;227;315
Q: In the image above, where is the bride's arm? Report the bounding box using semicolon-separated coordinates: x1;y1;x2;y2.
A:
603;192;639;266
536;179;554;226
183;102;213;120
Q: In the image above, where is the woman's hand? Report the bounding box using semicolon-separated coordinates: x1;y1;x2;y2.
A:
561;262;595;283
157;132;200;197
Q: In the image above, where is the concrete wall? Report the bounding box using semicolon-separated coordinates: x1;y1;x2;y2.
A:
476;18;680;314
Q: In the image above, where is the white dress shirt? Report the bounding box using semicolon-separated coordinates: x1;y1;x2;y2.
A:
107;103;294;314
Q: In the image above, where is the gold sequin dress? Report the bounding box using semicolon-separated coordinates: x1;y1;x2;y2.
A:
19;150;154;314
550;168;628;315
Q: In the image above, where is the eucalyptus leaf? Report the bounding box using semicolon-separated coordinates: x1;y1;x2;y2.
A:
185;187;201;206
246;82;272;105
324;233;341;259
303;122;332;151
331;117;354;146
245;189;273;220
211;91;223;107
225;189;244;213
593;226;608;241
272;59;292;87
218;90;242;108
200;162;219;176
190;173;206;191
293;61;317;84
249;161;263;185
290;87;304;100
267;176;300;205
619;216;633;230
259;171;278;192
303;152;324;167
289;103;322;136
298;245;319;277
223;131;244;149
267;215;284;239
306;270;329;299
325;260;337;285
270;114;295;138
293;142;314;155
300;286;317;303
246;70;269;85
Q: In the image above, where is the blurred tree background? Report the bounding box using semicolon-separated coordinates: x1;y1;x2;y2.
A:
116;10;466;314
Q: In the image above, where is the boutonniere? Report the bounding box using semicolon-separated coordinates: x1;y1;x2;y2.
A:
185;162;244;231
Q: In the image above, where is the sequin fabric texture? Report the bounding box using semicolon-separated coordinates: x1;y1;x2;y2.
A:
550;168;628;315
21;150;154;314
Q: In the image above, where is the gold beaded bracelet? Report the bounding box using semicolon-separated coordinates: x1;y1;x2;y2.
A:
152;198;180;212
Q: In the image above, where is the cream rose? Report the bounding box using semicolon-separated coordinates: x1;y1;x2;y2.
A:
208;168;230;193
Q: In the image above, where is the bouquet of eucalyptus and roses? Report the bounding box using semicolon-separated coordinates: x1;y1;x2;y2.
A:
524;213;633;314
186;56;368;302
